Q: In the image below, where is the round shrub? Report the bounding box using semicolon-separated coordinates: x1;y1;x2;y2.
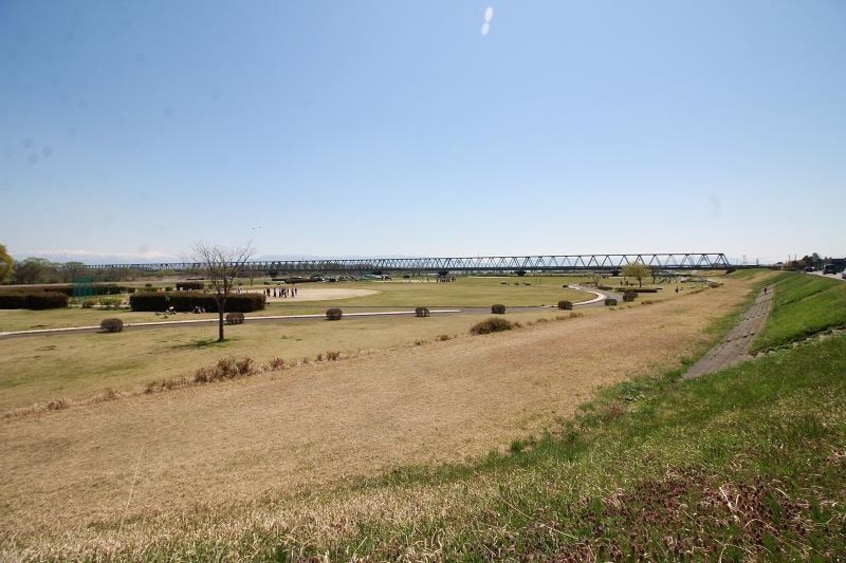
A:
557;300;573;310
604;298;618;307
415;306;430;318
623;291;638;302
326;307;343;321
225;312;245;325
491;304;506;314
100;318;124;333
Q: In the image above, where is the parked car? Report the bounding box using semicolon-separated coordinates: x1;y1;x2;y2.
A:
823;264;838;275
841;269;846;280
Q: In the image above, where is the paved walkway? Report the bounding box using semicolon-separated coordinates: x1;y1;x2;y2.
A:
683;286;774;379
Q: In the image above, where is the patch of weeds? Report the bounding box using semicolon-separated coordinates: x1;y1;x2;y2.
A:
46;397;70;410
470;317;519;335
437;334;453;341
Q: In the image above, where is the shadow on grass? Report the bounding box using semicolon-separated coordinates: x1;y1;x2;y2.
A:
171;336;241;349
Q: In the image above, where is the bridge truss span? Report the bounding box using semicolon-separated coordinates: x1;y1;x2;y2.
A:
83;253;731;274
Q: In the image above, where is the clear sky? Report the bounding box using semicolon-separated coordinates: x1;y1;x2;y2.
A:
2;0;844;264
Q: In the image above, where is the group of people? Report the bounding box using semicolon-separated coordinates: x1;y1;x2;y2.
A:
264;286;297;298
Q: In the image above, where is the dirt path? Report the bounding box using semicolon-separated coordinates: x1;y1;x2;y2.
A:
683;286;773;379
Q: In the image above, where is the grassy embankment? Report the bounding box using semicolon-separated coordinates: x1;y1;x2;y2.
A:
129;271;844;560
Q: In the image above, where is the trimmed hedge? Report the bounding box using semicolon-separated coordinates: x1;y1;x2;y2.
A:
0;291;69;310
326;308;343;320
604;298;618;306
558;300;573;310
623;291;638;302
415;306;430;318
176;281;205;291
129;291;265;313
225;312;245;325
491;304;506;314
100;318;124;333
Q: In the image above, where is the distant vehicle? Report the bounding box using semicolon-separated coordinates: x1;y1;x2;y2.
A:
841;269;846;280
823;264;838;274
804;266;814;272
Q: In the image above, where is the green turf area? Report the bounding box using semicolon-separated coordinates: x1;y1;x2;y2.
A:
754;272;846;351
0;277;596;332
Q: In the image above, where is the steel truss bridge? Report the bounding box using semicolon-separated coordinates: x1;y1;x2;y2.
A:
85;253;732;275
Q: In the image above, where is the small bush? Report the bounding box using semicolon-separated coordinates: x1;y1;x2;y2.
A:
437;334;453;341
326;350;341;361
622;291;638;302
415;306;430;318
225;312;245;325
471;317;517;335
326;308;343;320
558;300;573;310
604;298;618;307
100;318;124;333
235;356;253;375
268;357;286;370
491;304;506;314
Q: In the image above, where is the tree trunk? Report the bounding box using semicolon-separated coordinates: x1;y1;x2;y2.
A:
217;296;226;341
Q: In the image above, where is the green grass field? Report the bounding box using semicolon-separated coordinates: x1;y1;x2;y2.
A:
753;272;846;351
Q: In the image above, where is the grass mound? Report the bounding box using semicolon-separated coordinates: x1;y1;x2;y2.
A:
754;272;846;350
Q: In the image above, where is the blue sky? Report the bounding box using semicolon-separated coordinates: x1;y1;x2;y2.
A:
2;0;844;264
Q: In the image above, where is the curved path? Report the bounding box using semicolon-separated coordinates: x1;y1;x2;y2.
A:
682;286;774;379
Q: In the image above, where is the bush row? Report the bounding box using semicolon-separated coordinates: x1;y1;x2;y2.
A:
1;284;133;297
129;292;265;312
0;292;69;310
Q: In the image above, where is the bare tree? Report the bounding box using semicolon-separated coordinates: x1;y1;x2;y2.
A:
191;242;255;342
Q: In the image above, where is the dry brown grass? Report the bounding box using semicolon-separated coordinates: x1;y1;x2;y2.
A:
0;280;751;553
